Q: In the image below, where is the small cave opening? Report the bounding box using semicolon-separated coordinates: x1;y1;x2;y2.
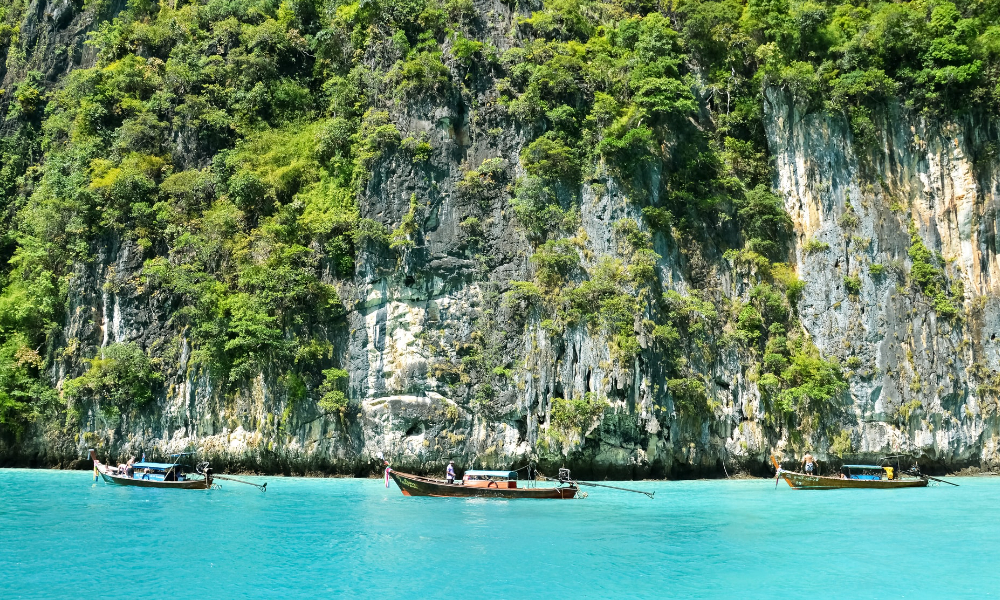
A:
514;416;528;442
610;381;628;404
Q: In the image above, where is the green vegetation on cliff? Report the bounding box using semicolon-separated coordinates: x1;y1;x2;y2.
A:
2;0;996;453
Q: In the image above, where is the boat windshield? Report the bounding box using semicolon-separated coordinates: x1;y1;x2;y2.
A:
463;470;517;481
841;465;885;480
133;462;185;472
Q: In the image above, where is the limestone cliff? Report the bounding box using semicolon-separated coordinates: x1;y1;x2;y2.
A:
2;0;1000;477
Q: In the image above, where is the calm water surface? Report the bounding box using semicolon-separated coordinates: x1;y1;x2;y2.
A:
2;469;998;599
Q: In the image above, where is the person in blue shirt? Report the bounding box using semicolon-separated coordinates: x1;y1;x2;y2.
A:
446;461;456;484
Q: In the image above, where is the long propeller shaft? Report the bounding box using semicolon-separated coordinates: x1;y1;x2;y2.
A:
573;479;655;498
542;476;654;498
923;475;959;487
213;474;268;492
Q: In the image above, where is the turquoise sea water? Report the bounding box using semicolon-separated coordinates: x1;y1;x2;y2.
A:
2;469;998;599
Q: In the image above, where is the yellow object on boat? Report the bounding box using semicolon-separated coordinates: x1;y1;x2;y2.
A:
885;467;894;480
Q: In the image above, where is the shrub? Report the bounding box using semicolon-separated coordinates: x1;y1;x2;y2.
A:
641;206;673;231
839;204;860;229
520;132;581;183
392;51;451;98
353;218;390;246
803;237;830;253
223;293;289;382
735;185;791;261
503;281;543;309
0;334;58;436
829;429;853;458
897;400;922;422
510;177;579;241
844;275;861;296
531;239;580;288
63;343;163;414
933;292;959;319
764;352;789;374
774;341;846;418
736;305;764;342
668;377;712;419
551;392;608;430
750;283;789;324
457;158;507;201
451;32;484;67
613;218;652;251
317;368;350;415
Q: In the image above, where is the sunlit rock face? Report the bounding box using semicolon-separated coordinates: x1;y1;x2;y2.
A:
767;89;1000;471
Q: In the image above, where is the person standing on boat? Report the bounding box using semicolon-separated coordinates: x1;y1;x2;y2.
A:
801;453;817;475
446;461;456;484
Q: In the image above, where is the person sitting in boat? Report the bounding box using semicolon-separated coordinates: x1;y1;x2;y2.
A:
801;453;817;475
117;463;127;476
141;468;150;480
446;461;456;484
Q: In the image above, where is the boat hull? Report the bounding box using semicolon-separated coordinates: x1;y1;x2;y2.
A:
98;471;211;489
389;471;577;499
94;460;212;489
779;471;927;490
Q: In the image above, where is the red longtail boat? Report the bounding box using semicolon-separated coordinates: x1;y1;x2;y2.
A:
388;469;579;499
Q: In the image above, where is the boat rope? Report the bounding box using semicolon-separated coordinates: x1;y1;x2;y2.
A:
212;474;267;492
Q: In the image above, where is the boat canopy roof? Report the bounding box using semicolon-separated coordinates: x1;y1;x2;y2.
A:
843;465;884;470
133;462;183;471
464;470;517;479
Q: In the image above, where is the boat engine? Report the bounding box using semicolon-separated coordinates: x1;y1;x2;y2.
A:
558;468;572;482
196;461;212;476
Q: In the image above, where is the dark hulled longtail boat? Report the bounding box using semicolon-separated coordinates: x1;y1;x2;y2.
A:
388;469;578;499
90;449;213;490
771;456;938;489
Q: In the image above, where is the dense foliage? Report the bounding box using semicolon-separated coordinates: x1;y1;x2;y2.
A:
3;0;993;446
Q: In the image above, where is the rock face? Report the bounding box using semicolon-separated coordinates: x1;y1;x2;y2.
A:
766;89;1000;472
3;2;1000;477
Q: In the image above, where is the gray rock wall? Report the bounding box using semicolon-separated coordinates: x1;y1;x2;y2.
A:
4;1;1000;477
